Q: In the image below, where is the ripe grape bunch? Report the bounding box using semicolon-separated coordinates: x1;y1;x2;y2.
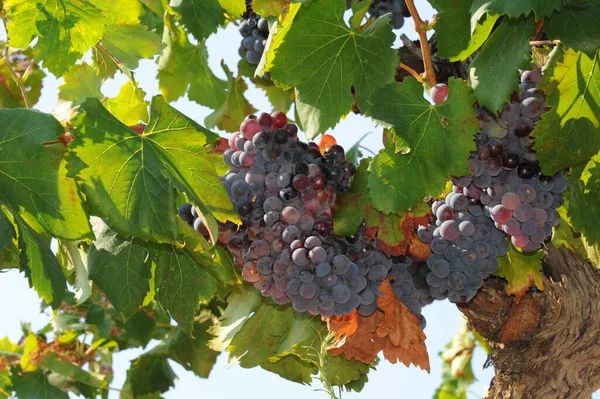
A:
416;69;567;302
179;111;429;323
238;14;269;66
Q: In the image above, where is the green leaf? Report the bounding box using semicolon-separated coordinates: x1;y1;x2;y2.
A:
40;353;106;389
210;288;369;386
334;159;370;236
158;22;227;109
0;46;45;108
267;0;398;138
101;24;163;71
497;244;544;297
566;153;600;247
88;218;151;319
205;63;257;133
0;108;92;240
11;210;66;308
154;244;218;333
123;355;176;397
534;47;600;174
470;0;562;19
104;81;149;125
349;0;371;30
117;309;157;348
218;0;246;17
58;64;103;106
546;3;600;54
366;78;478;213
552;214;600;269
262;85;295;113
4;0;106;76
69;96;236;242
469;16;536;112
169;0;226;42
89;0;144;25
0;207;16;252
429;0;498;61
149;317;219;378
12;370;68;399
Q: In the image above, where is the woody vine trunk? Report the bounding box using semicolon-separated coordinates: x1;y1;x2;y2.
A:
458;246;600;399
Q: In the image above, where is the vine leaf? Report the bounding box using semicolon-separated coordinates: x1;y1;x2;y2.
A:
148;317;220;378
205;63;257;133
209;288;370;387
0;108;92;240
40;353;106;389
470;0;562;19
534;47;600;175
546;3;600;54
69;96;237;243
154;244;218;333
429;0;498;62
12;370;69;399
266;0;397;138
100;25;163;72
0;207;16;253
328;280;430;370
170;0;226;42
496;244;544;301
87;218;151;320
58;64;103;106
469;16;536;112
89;0;144;25
334;160;370;237
122;355;176;397
218;0;246;18
158;22;227;109
3;0;106;76
565;153;600;248
103;81;150;126
367;78;478;214
253;0;289;17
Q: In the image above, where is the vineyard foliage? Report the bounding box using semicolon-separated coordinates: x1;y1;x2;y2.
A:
0;0;598;398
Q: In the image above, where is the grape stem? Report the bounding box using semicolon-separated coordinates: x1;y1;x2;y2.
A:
1;15;31;108
399;63;424;83
404;0;437;88
529;40;561;46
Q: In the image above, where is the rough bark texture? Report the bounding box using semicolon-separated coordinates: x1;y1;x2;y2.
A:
458;246;600;399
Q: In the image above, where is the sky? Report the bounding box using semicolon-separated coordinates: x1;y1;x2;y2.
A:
2;2;591;398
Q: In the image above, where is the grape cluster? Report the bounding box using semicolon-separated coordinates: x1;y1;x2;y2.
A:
238;15;269;66
417;192;507;302
416;69;566;303
451;69;565;252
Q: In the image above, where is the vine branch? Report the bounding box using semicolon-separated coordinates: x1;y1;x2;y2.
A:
1;16;31;108
404;0;437;87
529;40;561;46
399;63;423;82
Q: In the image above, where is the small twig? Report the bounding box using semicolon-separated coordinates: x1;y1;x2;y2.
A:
404;0;437;87
108;386;133;399
399;63;424;82
1;16;31;108
359;145;376;156
529;40;561;47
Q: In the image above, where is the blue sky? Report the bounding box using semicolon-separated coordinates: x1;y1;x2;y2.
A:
2;2;590;398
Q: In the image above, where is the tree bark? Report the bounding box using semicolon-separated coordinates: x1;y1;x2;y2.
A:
458;246;600;399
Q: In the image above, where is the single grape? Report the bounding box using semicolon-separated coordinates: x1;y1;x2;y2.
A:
431;83;449;104
332;284;351;303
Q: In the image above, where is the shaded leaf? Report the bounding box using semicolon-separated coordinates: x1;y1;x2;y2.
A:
122;355;176;397
169;0;226;42
12;370;68;399
40;353;106;389
0;108;92;240
546;3;600;54
101;24;163;71
469;16;536;112
0;46;45;108
471;0;562;19
88;218;151;319
429;0;498;61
